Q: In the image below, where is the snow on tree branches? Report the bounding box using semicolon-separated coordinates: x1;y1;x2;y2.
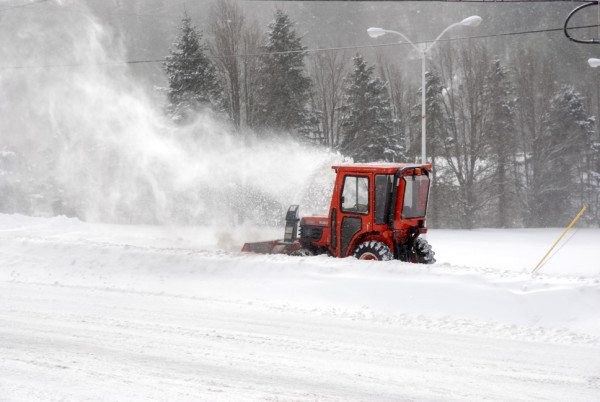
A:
254;10;312;134
339;54;405;163
164;15;224;124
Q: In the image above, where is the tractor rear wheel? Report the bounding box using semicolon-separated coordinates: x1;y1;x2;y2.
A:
353;241;393;261
411;238;436;264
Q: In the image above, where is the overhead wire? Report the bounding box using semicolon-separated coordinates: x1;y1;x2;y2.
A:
564;1;599;44
0;0;589;16
28;3;185;18
0;0;189;18
0;0;48;12
2;0;600;70
1;22;599;71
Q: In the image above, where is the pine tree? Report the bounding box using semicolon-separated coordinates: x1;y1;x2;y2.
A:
254;10;312;133
339;54;404;163
164;15;223;123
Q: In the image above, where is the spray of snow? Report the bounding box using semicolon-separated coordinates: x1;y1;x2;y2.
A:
0;3;342;227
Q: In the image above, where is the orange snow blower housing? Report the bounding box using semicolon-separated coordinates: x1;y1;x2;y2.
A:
242;163;435;263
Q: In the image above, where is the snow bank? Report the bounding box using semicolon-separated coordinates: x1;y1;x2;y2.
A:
1;214;599;400
429;228;600;276
1;214;598;342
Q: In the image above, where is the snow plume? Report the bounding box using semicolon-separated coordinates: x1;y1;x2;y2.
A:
0;4;341;225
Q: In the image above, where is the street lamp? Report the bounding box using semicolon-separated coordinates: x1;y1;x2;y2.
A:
368;16;482;164
588;58;600;68
588;58;600;146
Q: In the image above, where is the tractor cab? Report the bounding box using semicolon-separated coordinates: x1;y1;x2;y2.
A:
242;163;435;264
298;163;432;261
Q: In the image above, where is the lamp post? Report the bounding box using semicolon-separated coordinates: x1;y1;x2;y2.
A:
367;16;482;164
588;58;600;142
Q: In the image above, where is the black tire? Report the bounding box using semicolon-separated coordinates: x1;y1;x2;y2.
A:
353;241;393;261
291;248;313;257
412;237;436;264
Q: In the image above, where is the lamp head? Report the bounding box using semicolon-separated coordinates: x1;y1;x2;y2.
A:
460;16;482;27
588;58;600;68
367;27;386;38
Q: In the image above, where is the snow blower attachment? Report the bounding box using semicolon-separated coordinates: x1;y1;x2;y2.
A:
242;163;436;263
241;205;302;255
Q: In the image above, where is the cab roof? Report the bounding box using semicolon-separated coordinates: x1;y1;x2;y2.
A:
332;163;432;174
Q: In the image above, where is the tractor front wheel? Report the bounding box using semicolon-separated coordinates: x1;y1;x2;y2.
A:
353;241;393;261
411;238;436;264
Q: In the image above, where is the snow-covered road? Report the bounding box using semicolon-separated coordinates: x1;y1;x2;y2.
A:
3;282;599;401
0;214;599;400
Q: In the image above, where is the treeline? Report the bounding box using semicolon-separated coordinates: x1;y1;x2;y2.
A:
167;0;599;228
418;46;599;229
164;3;401;162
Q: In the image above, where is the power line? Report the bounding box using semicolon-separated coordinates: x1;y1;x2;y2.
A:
0;0;48;12
1;22;598;71
0;0;189;18
4;0;587;20
46;3;187;19
564;1;600;44
138;0;190;15
0;0;586;20
248;0;600;2
34;2;184;19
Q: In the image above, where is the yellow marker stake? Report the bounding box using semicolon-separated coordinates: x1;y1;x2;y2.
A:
532;205;587;274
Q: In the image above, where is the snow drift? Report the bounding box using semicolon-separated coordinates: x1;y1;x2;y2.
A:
1;214;599;400
1;214;599;338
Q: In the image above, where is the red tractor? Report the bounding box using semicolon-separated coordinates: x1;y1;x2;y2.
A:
242;163;435;263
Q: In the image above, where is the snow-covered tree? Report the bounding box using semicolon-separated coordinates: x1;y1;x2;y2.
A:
590;141;600;224
241;21;263;129
339;54;404;163
254;10;312;133
412;71;445;159
308;50;348;148
512;46;558;227
411;70;446;226
164;15;223;123
210;0;244;128
434;44;492;229
535;86;594;225
485;59;516;228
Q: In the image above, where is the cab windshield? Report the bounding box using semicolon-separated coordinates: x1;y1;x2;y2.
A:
401;175;430;218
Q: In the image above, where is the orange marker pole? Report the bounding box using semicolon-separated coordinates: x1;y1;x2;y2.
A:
532;205;587;274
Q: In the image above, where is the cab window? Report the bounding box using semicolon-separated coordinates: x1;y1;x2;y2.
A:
341;175;369;214
402;175;430;218
374;174;394;224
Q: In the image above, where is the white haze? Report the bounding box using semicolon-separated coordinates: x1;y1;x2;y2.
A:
0;3;343;226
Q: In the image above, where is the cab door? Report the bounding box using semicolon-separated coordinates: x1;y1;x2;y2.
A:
334;173;372;257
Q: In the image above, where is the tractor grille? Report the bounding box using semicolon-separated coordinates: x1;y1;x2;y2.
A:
299;225;323;242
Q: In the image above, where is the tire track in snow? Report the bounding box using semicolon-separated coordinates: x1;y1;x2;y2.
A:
1;282;599;401
2;234;598;287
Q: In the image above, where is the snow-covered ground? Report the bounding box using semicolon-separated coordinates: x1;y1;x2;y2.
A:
1;214;599;400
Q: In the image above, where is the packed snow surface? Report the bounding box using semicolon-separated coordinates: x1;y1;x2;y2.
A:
1;214;599;400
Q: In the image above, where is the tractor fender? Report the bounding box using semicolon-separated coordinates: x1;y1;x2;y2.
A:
346;232;394;258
